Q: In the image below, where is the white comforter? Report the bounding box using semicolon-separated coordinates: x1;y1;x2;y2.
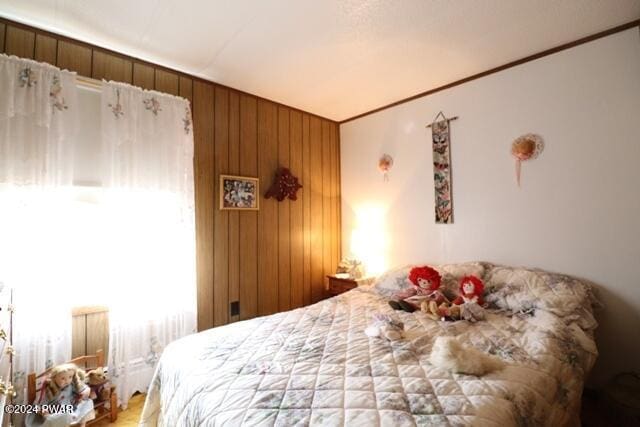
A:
140;264;598;426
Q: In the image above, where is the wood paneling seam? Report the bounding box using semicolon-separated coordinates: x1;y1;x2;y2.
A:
321;122;325;294
255;99;258;316
228;89;231;314
276;106;280;309
289;109;293;308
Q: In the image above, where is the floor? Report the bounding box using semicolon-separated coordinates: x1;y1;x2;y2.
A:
92;392;610;426
579;386;639;427
92;393;145;427
581;389;610;427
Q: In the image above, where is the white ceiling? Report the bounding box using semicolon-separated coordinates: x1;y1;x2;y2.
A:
1;0;639;121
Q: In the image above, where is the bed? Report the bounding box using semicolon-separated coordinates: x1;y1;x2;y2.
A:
139;262;599;426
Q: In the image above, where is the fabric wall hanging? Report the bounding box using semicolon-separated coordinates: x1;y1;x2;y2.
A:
265;167;302;201
511;133;544;186
427;112;458;224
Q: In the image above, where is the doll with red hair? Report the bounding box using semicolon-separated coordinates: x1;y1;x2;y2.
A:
388;266;447;312
452;275;486;322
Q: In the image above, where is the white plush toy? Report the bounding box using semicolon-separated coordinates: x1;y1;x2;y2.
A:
429;336;505;375
365;313;405;341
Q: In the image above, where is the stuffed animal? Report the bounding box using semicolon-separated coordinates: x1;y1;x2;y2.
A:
429;336;505;375
364;313;404;341
388;266;447;312
421;299;461;321
452;275;486;322
86;367;111;403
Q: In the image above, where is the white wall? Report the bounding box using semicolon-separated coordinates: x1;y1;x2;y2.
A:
340;28;640;384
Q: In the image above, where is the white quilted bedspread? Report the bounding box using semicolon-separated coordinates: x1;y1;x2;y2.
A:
140;266;598;427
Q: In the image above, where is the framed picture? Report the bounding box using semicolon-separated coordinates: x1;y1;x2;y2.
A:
219;174;260;210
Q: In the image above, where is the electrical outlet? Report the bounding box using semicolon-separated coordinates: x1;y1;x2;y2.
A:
230;301;240;316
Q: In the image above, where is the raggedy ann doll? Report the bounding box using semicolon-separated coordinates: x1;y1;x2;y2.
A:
26;363;95;427
452;275;486;322
388;266;447;312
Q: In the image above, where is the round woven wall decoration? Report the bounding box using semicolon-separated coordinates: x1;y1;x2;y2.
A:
378;154;393;181
511;134;544;186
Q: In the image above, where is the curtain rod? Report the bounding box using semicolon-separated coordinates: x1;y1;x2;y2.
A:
76;75;103;90
75;75;189;102
425;116;459;128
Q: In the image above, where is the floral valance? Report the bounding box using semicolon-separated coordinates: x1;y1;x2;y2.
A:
0;54;77;127
0;54;78;186
100;81;194;193
102;80;192;134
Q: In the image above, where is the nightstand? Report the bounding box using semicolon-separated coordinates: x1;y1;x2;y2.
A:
325;275;374;298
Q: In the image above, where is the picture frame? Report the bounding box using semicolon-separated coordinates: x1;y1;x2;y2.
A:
219;174;260;210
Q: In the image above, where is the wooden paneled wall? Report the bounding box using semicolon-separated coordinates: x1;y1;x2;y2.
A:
0;19;342;331
71;307;109;360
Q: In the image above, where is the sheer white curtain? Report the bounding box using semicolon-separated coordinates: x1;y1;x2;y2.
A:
100;81;196;408
0;54;78;403
0;56;195;407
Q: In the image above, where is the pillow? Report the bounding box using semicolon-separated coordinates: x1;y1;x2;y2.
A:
372;264;413;297
372;262;487;299
483;265;599;329
436;262;487;299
